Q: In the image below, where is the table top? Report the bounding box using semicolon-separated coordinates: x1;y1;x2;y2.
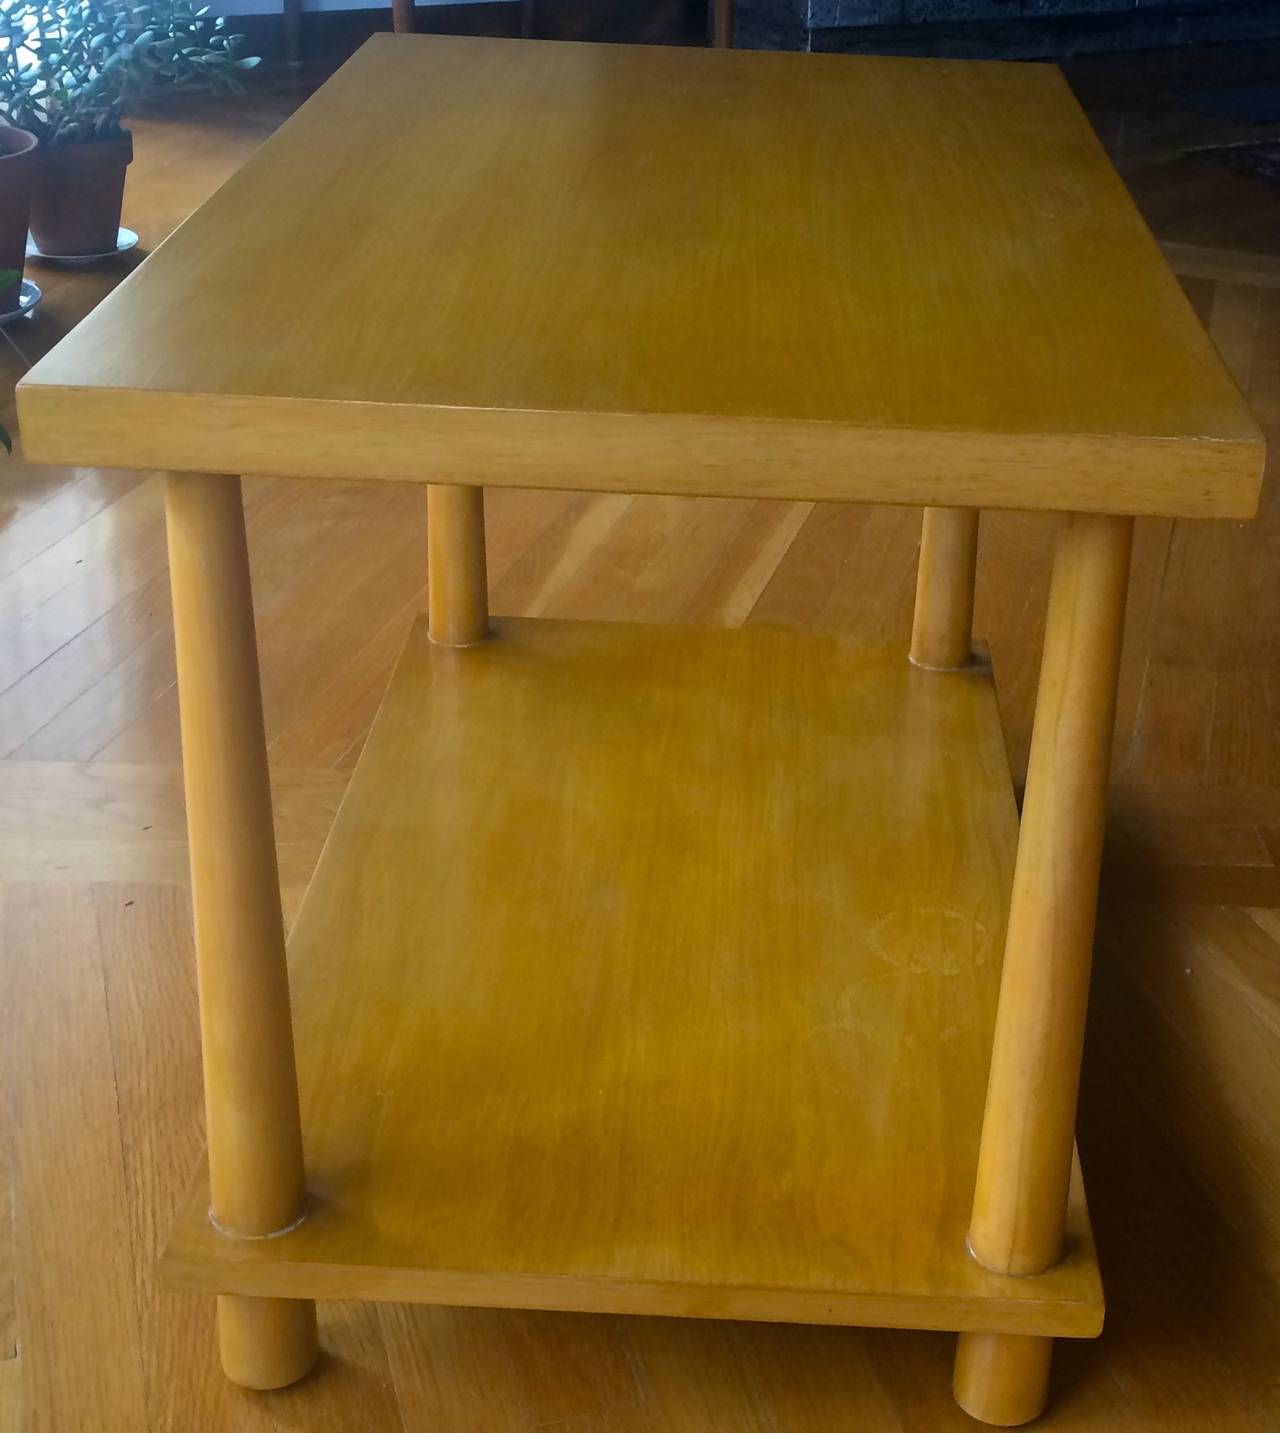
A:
19;34;1263;517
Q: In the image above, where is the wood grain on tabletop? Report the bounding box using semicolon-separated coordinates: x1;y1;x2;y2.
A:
16;34;1263;516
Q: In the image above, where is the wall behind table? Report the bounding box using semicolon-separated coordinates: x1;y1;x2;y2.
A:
211;0;706;62
736;0;1280;56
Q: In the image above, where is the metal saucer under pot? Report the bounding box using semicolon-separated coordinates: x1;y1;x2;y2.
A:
0;279;42;327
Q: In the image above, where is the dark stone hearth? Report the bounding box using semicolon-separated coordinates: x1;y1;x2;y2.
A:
1195;139;1280;184
735;0;1280;58
809;1;907;23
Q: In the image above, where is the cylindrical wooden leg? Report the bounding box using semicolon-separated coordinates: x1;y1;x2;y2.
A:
219;1295;318;1391
165;472;317;1388
427;483;489;647
391;0;414;34
910;506;979;671
954;1332;1052;1427
711;0;733;47
969;512;1133;1278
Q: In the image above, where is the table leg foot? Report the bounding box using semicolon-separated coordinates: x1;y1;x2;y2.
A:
953;1331;1052;1426
218;1294;318;1390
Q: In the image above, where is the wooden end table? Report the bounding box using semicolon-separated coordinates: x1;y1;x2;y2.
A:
18;35;1263;1425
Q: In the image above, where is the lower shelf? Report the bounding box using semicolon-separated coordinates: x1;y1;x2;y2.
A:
163;616;1103;1339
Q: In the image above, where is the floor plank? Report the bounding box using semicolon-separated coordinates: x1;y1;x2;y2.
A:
3;886;150;1432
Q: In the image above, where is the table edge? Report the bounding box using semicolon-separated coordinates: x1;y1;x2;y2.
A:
15;382;1265;519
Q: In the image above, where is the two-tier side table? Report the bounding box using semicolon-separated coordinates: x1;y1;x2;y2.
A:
18;34;1264;1426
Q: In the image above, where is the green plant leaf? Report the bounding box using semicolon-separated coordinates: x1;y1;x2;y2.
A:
0;0;260;141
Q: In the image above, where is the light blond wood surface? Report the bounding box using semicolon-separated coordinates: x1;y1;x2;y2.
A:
162;614;1101;1338
969;514;1133;1279
910;506;979;671
4;49;1280;1433
163;473;309;1241
215;1294;317;1393
426;484;489;646
16;35;1263;517
163;472;318;1386
953;1331;1053;1427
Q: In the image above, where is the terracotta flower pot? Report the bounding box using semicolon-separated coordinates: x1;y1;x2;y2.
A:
29;131;133;259
0;124;39;312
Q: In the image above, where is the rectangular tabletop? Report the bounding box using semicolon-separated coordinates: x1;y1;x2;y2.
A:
19;34;1263;517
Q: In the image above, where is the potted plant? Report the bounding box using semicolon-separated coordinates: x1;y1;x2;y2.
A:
0;124;37;310
0;0;258;258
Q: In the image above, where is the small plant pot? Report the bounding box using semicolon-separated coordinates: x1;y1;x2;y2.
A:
0;125;39;312
29;132;134;259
